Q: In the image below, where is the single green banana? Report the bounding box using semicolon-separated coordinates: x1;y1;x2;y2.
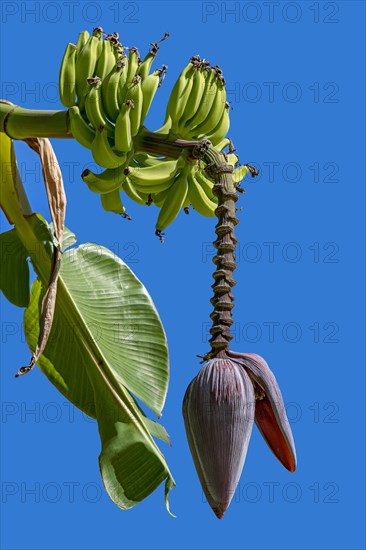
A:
180;66;206;130
68;105;96;149
187;171;217;217
81;165;127;193
100;189;129;216
133;152;166;167
155;169;189;233
205;102;230;146
140;69;161;123
125;75;143;137
188;68;216;129
101;58;126;122
138;31;170;79
75;35;100;110
182;194;191;211
84;78;114;137
232;165;249;184
171;64;196;133
59;43;77;108
92;26;104;56
117;54;128;102
152;187;171;208
126;158;181;188
95;37;116;80
153;115;172;135
194;168;216;200
126;47;140;85
114;100;133;152
191;78;226;139
91;125;127;169
75;30;89;53
133;178;176;195
165;61;194;128
122;177;150;205
111;38;124;61
215;137;231;152
226;152;239;167
138;50;155;80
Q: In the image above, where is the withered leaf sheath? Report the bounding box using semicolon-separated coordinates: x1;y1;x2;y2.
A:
183;358;255;519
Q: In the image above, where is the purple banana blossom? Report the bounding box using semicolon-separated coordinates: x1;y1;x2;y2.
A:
183;352;296;519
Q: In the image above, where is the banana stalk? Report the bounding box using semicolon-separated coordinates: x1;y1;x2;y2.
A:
0;103;70;139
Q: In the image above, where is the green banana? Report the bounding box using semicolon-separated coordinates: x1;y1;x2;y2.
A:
128;175;177;195
115;100;133;152
205;101;230;146
100;189;129;216
125;158;182;192
188;68;216;129
133;152;166;167
138;50;155;80
81;165;127;194
137;31;169;80
91;125;127;169
215;137;231;152
182;194;191;212
111;36;124;60
95;37;116;80
92;26;104;56
187;171;217;217
75;35;100;110
153;115;172;135
101;58;126;122
171;64;196;133
232;165;249;184
126;47;140;85
117;54;129;102
194;168;216;200
122;177;150;205
125;75;143;137
155;169;189;233
75;30;89;53
68;105;95;149
226;152;239;167
59;43;77;108
84;77;114;137
180;66;206;130
152;187;171;208
140;69;163;123
191;77;226;139
165;61;194;128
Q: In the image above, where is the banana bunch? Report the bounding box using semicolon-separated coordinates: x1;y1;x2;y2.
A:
59;28;168;171
79;129;249;234
128;139;248;240
163;56;230;146
60;29;249;232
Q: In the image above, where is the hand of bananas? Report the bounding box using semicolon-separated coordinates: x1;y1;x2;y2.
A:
59;28;250;238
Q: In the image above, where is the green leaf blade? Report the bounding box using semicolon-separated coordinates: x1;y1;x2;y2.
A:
59;244;169;416
0;230;30;307
23;240;174;512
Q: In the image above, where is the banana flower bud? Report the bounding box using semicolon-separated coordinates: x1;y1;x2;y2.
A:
183;353;296;519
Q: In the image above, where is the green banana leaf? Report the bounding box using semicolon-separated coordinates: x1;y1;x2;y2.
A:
0;130;174;512
23;236;175;512
0;229;30;307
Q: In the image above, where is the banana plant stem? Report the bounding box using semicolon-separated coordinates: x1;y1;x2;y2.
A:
201;147;238;359
0;102;71;139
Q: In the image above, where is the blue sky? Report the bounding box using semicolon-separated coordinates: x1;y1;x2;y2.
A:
0;1;365;549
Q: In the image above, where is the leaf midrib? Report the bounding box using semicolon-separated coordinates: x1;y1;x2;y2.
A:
56;274;160;444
